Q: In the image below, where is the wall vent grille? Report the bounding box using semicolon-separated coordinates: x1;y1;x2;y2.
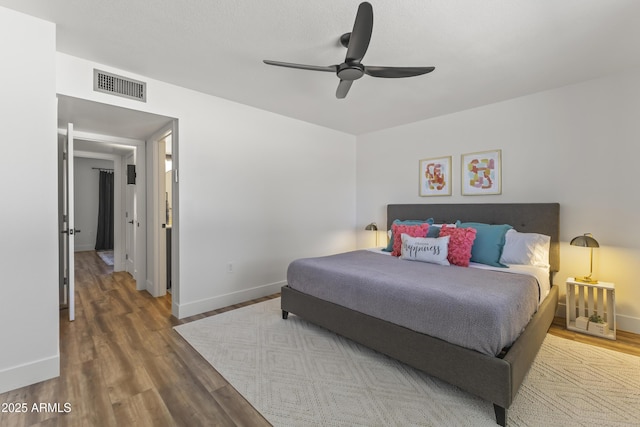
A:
93;69;146;102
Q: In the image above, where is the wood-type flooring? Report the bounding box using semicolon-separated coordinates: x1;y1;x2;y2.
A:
1;251;638;426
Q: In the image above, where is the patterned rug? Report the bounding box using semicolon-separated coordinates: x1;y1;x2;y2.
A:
174;298;639;427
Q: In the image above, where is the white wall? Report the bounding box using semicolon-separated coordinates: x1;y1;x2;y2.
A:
356;69;640;333
74;157;115;251
56;53;357;318
0;7;58;393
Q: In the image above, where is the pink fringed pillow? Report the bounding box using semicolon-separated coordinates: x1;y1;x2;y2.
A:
438;225;477;266
391;223;429;257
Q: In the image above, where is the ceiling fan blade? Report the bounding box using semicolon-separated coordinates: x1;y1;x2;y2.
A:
336;80;353;99
263;60;337;73
345;2;373;63
364;66;435;78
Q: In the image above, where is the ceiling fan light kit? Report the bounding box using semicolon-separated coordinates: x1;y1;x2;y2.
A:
263;2;435;99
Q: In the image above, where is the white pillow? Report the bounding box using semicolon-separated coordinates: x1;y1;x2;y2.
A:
400;234;450;266
499;229;550;268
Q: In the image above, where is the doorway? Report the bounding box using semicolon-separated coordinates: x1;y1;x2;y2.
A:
57;95;179;319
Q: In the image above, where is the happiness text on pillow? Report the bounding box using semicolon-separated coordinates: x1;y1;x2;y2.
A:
404;242;441;258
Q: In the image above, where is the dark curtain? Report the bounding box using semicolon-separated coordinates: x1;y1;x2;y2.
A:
95;170;114;250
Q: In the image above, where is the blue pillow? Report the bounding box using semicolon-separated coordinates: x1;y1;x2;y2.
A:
456;222;513;267
382;218;434;252
426;225;441;238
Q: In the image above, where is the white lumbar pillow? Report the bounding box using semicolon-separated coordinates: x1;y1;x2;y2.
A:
400;234;450;266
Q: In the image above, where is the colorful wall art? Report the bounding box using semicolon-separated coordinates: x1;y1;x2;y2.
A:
461;150;502;195
419;156;452;196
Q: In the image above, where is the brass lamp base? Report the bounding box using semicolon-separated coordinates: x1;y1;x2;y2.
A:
575;276;598;284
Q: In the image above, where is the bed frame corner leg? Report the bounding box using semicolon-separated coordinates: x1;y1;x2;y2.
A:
282;310;289;320
493;404;506;426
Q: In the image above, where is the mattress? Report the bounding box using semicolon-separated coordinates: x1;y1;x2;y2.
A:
287;250;543;356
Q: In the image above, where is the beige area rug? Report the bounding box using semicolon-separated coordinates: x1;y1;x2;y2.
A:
174;298;639;427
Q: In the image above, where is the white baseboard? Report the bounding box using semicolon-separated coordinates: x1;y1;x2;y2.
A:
557;301;640;335
615;314;640;335
174;281;285;319
0;355;59;394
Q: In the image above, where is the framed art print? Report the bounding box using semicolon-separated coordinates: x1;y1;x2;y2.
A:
461;149;501;195
419;156;452;196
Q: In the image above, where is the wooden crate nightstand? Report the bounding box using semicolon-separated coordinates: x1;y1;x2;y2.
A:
566;278;616;340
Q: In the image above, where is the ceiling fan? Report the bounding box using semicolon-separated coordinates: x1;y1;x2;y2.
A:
263;2;435;99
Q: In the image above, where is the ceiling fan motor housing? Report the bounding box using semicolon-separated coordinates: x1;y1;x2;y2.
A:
337;62;365;80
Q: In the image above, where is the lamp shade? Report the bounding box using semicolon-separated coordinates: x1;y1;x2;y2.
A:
364;222;378;231
570;233;599;248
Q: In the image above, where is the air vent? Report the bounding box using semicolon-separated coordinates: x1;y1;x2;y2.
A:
93;69;146;102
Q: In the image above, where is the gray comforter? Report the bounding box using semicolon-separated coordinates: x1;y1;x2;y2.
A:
287;250;540;356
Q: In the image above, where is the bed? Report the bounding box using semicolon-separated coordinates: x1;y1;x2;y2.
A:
281;203;559;426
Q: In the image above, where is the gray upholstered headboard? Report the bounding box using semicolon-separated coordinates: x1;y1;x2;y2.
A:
387;203;560;272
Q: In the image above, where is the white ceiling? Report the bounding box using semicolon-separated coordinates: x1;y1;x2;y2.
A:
3;0;640;135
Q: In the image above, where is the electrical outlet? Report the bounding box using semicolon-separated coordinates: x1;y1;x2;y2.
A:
227;262;233;273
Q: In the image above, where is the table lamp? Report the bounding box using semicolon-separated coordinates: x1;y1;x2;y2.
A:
570;233;599;283
365;222;378;246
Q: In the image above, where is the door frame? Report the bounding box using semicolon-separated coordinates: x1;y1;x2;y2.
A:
58;128;147;290
74;149;123;269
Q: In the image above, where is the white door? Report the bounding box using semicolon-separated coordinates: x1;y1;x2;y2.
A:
125;152;136;276
156;136;167;295
61;123;75;321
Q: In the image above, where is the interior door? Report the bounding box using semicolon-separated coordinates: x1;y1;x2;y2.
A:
125;152;136;277
156;136;167;295
61;123;75;321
